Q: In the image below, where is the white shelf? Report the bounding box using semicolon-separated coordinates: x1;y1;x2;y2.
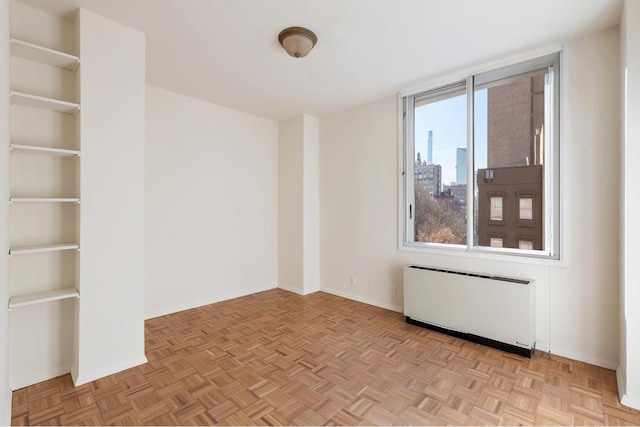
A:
10;38;79;71
9;287;79;309
9;243;79;256
9;197;80;203
10;91;80;114
10;197;80;203
10;144;80;158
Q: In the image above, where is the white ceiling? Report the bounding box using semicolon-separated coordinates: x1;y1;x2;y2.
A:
18;0;622;121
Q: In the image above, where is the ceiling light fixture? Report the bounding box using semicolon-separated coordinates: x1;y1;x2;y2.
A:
278;26;317;58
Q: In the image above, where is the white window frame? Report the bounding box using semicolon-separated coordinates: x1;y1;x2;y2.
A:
399;48;562;262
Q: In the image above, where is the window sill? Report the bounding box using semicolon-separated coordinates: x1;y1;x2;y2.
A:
400;242;563;266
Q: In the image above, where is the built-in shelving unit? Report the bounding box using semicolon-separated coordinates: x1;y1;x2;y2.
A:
10;144;80;158
9;243;80;256
10;91;80;114
8;288;79;309
8;2;82;389
10;38;79;70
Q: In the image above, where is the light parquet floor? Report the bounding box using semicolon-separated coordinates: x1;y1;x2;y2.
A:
11;289;640;426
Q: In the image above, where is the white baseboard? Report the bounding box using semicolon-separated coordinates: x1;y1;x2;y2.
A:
320;286;403;313
535;343;549;353
10;364;73;391
277;284;304;295
547;347;618;370
74;354;148;387
531;344;617;371
617;367;640;410
145;284;277;320
278;284;320;296
617;367;627;403
620;391;640;410
1;391;11;426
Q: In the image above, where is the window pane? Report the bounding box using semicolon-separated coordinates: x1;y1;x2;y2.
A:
403;53;558;257
519;197;533;220
490;237;503;248
413;89;467;245
474;67;548;250
519;240;534;250
490;196;503;221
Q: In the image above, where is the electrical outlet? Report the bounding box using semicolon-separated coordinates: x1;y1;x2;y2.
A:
350;276;357;287
391;287;397;297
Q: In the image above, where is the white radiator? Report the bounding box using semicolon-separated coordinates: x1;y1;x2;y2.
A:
403;265;535;356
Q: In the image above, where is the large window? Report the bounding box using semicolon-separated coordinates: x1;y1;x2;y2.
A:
403;52;560;259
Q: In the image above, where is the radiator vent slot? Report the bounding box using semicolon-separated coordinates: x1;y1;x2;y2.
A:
403;265;535;357
408;265;530;285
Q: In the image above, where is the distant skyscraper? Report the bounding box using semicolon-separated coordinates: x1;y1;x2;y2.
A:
427;131;433;164
456;147;467;185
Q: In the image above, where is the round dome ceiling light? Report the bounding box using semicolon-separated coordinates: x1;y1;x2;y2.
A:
278;26;317;58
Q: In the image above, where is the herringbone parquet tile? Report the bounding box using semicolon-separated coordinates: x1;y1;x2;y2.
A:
11;289;640;426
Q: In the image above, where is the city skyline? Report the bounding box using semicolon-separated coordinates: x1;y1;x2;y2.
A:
415;89;488;186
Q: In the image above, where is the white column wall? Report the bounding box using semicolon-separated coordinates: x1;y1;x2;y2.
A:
0;0;11;421
619;0;640;410
302;114;320;294
278;115;304;294
76;9;146;384
278;114;320;295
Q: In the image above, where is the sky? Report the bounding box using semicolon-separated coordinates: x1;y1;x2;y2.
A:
415;90;488;187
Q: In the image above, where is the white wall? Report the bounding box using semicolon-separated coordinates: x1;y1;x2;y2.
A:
0;0;11;421
145;85;278;319
278;114;320;295
320;96;406;313
303;114;320;294
76;9;146;384
320;27;621;369
619;0;640;410
278;115;304;294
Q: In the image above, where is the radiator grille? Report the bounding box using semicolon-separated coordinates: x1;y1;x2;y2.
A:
408;265;530;285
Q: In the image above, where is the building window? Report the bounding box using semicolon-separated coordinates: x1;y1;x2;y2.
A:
490;237;503;248
519;196;533;220
403;51;560;259
518;240;534;250
490;195;503;222
516;192;537;229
